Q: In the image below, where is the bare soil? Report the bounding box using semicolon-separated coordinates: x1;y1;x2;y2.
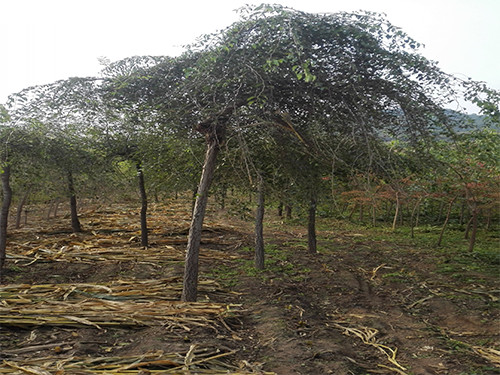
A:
1;198;499;374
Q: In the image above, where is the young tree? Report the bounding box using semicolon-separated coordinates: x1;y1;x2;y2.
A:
0;116;42;281
7;78;106;233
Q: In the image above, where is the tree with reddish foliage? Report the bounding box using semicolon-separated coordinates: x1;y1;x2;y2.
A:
431;128;499;252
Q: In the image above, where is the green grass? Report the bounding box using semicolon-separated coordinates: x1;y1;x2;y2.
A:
209;243;312;286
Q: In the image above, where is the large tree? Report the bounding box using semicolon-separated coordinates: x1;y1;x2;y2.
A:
167;4;477;301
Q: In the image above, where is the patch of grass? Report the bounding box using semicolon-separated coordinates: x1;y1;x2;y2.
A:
224;245;312;283
208;265;240;287
381;269;417;283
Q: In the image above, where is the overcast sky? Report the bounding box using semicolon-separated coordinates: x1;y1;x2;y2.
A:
1;0;498;113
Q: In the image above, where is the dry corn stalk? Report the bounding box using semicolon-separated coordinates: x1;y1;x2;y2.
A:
1;348;277;374
0;278;232;303
330;321;408;374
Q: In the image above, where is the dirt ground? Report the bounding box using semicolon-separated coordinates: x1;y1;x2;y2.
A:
1;198;499;374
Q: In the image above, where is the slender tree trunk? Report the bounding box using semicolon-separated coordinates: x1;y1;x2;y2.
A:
53;198;60;218
255;176;265;270
459;200;466;226
392;192;400;231
67;171;82;233
46;199;55;220
468;206;479;252
371;200;376;227
15;189;30;229
0;165;12;283
437;196;457;246
437;200;444;224
218;184;227;209
277;201;283;217
348;203;357;220
136;162;148;248
485;209;492;231
415;202;421;228
465;216;473;240
182;139;220;302
285;204;292;219
308;195;317;254
410;197;423;239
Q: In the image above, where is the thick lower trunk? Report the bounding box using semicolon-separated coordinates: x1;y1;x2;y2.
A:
15;189;29;229
0;165;12;283
255;177;265;270
136;162;148;248
68;171;82;233
308;195;317;254
182;140;220;302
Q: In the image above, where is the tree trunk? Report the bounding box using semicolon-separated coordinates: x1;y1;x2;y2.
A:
486;209;492;231
181;106;233;302
468;207;479;252
459;200;466;226
392;192;400;231
15;189;29;229
371;200;376;227
465;216;473;240
53;198;60;218
348;203;357;220
437;200;444;224
437;196;457;246
277;201;283;217
191;185;198;214
0;165;12;283
308;195;317;254
415;203;421;228
254;176;265;270
136;162;149;248
67;171;82;233
410;197;423;239
182;139;220;302
285;204;292;219
218;184;227;209
46;199;55;220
